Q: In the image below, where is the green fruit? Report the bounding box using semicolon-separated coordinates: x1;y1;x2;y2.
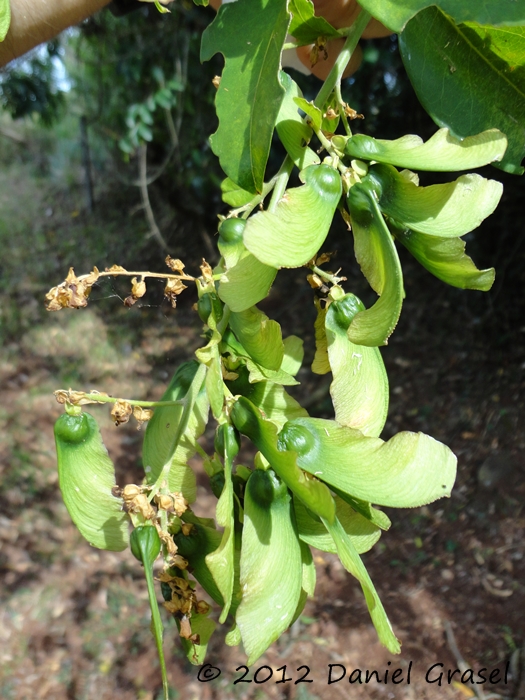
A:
242;164;342;268
329;294;365;332
365;162;502;238
197;292;223;324
130;525;161;566
54;411;91;443
197;294;213;323
346;182;405;346
214;423;241;460
230;396;335;523
246;468;287;509
54;411;129;551
344;127;507;172
218;218;246;244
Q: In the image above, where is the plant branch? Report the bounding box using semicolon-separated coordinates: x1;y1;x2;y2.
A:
139;143;170;252
268;155;294;214
314;9;372;110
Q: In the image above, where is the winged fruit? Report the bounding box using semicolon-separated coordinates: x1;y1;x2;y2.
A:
243;163;342;268
54;410;129;551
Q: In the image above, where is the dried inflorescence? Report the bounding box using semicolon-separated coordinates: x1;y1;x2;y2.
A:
46;259;196;312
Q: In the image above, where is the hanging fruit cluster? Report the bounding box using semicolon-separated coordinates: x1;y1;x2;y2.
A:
48;0;512;693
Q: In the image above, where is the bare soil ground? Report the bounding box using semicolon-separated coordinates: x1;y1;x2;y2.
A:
1;234;524;700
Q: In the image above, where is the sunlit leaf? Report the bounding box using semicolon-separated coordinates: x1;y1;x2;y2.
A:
201;0;289;193
276;72;320;170
0;0;11;42
288;0;341;45
221;178;253;207
399;9;523;174
356;0;525;32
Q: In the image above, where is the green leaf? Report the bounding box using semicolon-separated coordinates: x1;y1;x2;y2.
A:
367;163;503;237
221;178;254;207
54;412;129;551
345;128;507;172
281;335;304;376
294;495;382;555
293;97;323;131
230;307;284;371
142;361;208;501
218;251;277;312
243;164;342;268
201;0;289;193
346;183;405;347
321;515;400;654
326;295;389;437
399;9;524;174
393;225;495;291
231;397;336;522
236;469;303;665
276;72;320;170
356;0;525;33
288;0;341;45
278;417;457;508
0;0;11;42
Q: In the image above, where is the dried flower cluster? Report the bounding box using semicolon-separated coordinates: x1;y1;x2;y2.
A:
46;259;196;312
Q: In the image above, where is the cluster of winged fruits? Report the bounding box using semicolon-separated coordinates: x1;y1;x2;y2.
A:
52;123;506;677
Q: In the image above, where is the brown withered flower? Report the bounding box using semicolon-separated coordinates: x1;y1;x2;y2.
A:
133;406;153;427
164;277;188;308
165;256;185;273
111;400;133;426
